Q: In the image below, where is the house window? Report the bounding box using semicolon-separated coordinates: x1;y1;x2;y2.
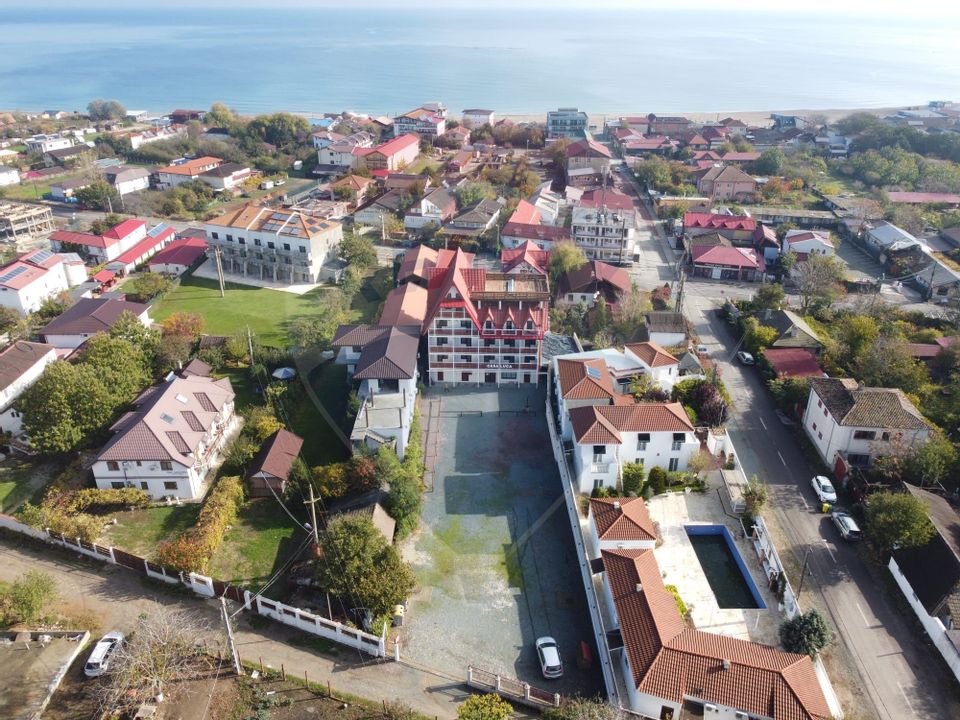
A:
140;481;148;490
525;340;536;348
283;243;291;251
637;433;650;451
818;432;823;439
437;372;444;381
460;320;471;329
823;408;828;417
211;232;219;239
299;246;307;253
847;453;870;467
504;356;516;364
484;355;495;363
593;445;605;456
226;234;233;241
524;356;535;364
460;355;470;362
502;372;518;380
668;458;679;472
568;294;574;301
160;461;173;471
163;481;178;491
812;422;817;431
817;399;822;408
484;339;495;347
593;478;604;490
107;461;119;471
672;433;685;451
853;430;876;441
460;337;471;346
504;339;516;348
239;238;246;245
881;432;891;441
461;372;470;382
437;320;448;328
111;481;125;489
254;238;261;246
268;241;275;249
436;337;448;346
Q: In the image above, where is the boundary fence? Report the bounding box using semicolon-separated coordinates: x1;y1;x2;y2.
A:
466;666;560;710
0;514;386;658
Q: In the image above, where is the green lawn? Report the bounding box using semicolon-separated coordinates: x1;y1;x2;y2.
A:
150;275;337;347
101;504;201;558
208;499;303;592
0;459;61;514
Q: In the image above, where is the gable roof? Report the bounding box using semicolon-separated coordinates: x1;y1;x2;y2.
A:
98;375;234;466
757;309;822;349
508;199;542;225
501;240;550;275
378;283;428;326
148;236;207;268
248;429;304;482
762;348;824;378
568;138;613;159
569;403;693;444
626;341;679;368
501;222;571;243
559;260;631;296
331;324;420;380
556;358;616;400
699;164;756;185
0;341;55;395
809;377;928;429
579;188;634;211
590;497;656;541
39;298;149;337
683;212;756;232
365;133;419;159
692;245;764;270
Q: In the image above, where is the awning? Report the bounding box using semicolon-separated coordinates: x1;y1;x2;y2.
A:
92;269;115;283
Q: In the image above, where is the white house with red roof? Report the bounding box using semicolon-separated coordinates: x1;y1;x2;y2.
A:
589;496;657;551
148;236;207;276
566;138;613;176
104;223;176;276
500;241;550;276
783;229;834;259
393;104;447;138
152;157;223;190
49;218;148;263
683;212;757;243
0;248;87;314
92;374;236;500
0;341;57;434
359;134;421;172
507;199;542;226
423;248;550;386
404;187;457;231
691;245;766;282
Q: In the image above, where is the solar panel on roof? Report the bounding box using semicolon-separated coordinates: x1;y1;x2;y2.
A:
585;365;602;379
31;249;53;263
0;266;28;284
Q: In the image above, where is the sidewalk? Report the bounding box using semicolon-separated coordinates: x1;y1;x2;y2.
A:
0;537;467;718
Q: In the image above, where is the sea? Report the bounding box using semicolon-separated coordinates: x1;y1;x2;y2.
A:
1;4;959;117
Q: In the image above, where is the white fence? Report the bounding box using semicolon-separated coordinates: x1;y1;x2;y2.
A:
248;592;386;657
749;515;800;620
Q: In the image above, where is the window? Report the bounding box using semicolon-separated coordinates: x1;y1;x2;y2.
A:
847;453;870;467
502;372;517;380
436;355;448;362
484;339;495;347
881;432;891;441
593;478;604;490
483;320;494;334
211;232;219;239
504;339;516;348
637;433;650;451
299;246;306;254
267;241;275;249
568;294;574;301
593;445;605;456
459;355;470;362
460;337;470;346
461;372;470;382
524;356;535;364
226;234;233;241
160;460;173;471
672;433;685;451
853;430;876;441
484;355;494;363
818;432;823;440
436;337;448;346
668;458;679;472
111;481;125;489
437;320;448;328
106;461;119;471
504;356;516;364
254;238;261;247
460;320;471;329
525;340;536;348
437;372;444;381
817;399;822;408
163;481;178;491
140;481;148;490
812;422;817;431
283;243;291;251
239;238;246;245
823;408;828;417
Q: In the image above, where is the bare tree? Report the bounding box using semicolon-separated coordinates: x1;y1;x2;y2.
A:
794;254;846;311
93;607;221;714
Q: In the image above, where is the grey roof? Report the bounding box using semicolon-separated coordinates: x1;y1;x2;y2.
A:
541;332;580;365
453;198;501;225
46;145;89;159
867;222;918;249
200;162;249;178
98;375;234;466
0;341;55;396
103;165;150;183
677;351;704;374
643;311;687;334
332;325;420;380
39;298;149;337
180;358;212;377
757;309;822;349
809;377;928;429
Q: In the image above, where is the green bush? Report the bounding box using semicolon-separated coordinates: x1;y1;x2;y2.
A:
664;584;688;617
457;693;513;720
779;609;832;657
622;462;645;495
647;467;668;495
16;502;103;543
591;486;611;498
63;487;150;513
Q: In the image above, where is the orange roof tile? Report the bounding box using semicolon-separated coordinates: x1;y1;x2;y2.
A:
590;497;656;541
626;341;680;368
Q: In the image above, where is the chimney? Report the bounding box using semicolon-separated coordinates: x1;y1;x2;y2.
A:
722;659;731;671
635;583;643;593
612;501;621;510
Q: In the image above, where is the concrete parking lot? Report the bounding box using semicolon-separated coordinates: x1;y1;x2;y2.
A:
402;386;603;698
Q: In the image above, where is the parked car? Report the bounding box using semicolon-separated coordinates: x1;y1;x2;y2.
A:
695;344;708;355
811;475;837;504
536;636;563;679
735;351;755;365
831;511;862;541
84;631;124;677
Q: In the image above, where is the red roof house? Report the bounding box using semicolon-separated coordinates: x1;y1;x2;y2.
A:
762;348;825;378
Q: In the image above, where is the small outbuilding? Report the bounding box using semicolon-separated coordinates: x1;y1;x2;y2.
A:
247;429;304;498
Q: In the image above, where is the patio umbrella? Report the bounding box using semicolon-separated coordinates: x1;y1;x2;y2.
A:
271;367;297;380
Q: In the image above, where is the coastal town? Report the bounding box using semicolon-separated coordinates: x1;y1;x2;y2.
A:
0;97;959;720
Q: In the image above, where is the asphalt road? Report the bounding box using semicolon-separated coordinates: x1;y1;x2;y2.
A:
683;290;960;720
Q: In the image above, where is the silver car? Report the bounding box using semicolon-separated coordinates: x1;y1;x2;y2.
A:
831;511;862;541
536;636;563;679
84;631;124;677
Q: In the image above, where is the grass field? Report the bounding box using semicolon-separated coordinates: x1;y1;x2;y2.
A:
208;498;303;591
150;275;336;347
101;504;201;558
0;459;61;514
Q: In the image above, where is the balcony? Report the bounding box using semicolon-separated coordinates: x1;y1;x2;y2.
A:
591;463;611;474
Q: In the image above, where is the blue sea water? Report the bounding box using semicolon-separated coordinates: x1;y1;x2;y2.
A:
1;4;959;116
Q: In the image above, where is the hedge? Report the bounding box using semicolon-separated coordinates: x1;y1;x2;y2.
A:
63;488;150;514
156;475;244;573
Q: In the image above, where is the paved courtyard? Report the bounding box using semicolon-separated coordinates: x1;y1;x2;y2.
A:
402;386;603;698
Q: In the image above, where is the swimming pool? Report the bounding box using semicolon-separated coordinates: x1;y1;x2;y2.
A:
685;525;765;609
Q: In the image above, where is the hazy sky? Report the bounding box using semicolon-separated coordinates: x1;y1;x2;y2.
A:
18;0;960;13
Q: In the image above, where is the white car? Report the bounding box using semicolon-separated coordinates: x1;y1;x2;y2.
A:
536;636;563;679
811;475;837;504
735;351;755;365
84;631;124;677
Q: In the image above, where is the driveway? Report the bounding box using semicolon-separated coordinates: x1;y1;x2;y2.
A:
403;386;603;698
683;292;960;720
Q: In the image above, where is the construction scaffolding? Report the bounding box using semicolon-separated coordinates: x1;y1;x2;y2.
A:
0;201;55;243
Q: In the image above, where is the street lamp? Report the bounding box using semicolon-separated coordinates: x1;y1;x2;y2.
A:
795;539;829;599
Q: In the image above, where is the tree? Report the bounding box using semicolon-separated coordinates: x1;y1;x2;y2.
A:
457;181;496;207
314;514;416;617
94;608;216;714
852;337;929;396
19;361;114;453
245;112;310;150
647;466;668;495
457;693;513;720
752;148;785;175
742;317;778;355
743;475;769;518
622;462;645;495
244;405;283;442
751;283;785;311
836;314;880;360
75;179;119;212
592;297;610;335
549;241;586;285
125;273;173;302
79;334;151;405
205;102;237;129
288;292;351;349
9;570;58;624
795;254;846;311
544;699;625;720
865;491;935;557
779;609;832;657
161;312;204;341
904;435;959;488
87;98;127;121
0;306;19;334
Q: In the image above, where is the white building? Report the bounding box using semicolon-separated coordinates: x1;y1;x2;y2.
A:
783;229;834;258
462;109;494;128
546;108;587;139
153;156;223;190
587;496;657;552
49;218;148;263
393;103;447;138
404;188;456;231
0;341;57;434
567;401;699;492
24;134;73;154
0;166;19;187
92;375;235;500
38;297;151;350
864;221;919;255
204;204;343;284
571;204;636;264
198;162;253;191
316;132;374;167
802;377;931;471
102;165;150;196
0;248;87;315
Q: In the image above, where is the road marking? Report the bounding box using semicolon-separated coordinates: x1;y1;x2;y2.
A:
758;416;767;430
777;451;787;466
897;682;916;717
799;494;811;511
822;542;837;564
856;602;871;627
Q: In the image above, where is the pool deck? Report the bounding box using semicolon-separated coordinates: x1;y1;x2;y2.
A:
647;491;781;646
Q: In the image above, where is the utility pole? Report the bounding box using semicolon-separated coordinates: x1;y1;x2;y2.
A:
304;484;320;546
246;326;255;367
213;246;226;298
220;597;243;676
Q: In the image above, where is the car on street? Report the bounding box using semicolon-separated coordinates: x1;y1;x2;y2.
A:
536;636;563;679
831;511;862;541
84;631;124;677
735;351;755;365
811;475;838;504
695;343;708;354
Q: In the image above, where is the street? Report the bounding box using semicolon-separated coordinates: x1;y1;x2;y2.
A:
608;156;960;719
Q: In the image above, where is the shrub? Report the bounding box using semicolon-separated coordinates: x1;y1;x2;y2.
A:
664;583;688;617
16;502;103;543
779;609;832;657
743;475;769;519
458;693;513;720
197;346;225;371
63;487;150;513
622;462;645;495
591;486;611;498
647;467;668;495
8;571;58;624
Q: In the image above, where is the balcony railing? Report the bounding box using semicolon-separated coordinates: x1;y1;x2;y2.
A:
591;463;611;474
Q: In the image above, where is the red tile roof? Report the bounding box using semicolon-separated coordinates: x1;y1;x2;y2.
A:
887;191;960;205
722;151;761;162
567;138;613;159
508;199;542;225
248;429;303;481
92;269;115;283
148;237;208;268
590;497;656;541
569;402;692;444
762;348;825;378
365;133;419;159
378;283;428;326
683;212;756;232
579;188;634;211
501;240;550;275
556;358;616;400
692;245;765;270
501;223;571;243
49;229;111;249
103;219;146;240
155;156;222;176
109;228;173;266
626;341;679;368
904;343;941;359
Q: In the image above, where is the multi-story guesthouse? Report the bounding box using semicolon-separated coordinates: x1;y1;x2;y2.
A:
393;103;447;138
424;249;550;386
0;248;87;314
204;204;343;284
571;203;636;264
546;108;588;139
